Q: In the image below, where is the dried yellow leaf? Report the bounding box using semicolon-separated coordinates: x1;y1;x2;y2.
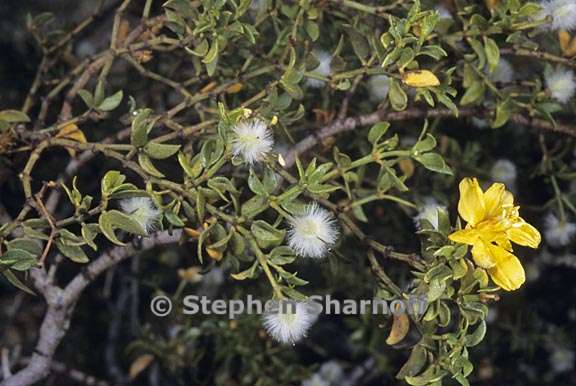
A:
399;159;415;178
560;31;576;57
129;354;154;380
184;227;201;238
386;313;410;345
559;30;571;52
178;266;203;283
225;82;243;94
402;70;440;88
56;123;87;157
566;39;576;57
278;153;286;167
484;0;500;11
206;247;223;261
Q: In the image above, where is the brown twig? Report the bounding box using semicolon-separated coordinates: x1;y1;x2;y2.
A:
34;186;57;266
283;107;576;168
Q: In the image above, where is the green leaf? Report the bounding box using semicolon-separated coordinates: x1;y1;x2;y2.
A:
396;345;428;379
414;152;452;175
435;92;459;117
164;210;185;227
202;39;219;64
97;90;123;111
345;26;370;62
56;241;89;263
427;279;446;301
0;109;30;123
98;210;147;246
131;109;153;147
405;366;446;386
467;38;486;69
483;37;500;73
5;238;42;256
81;223;99;251
269;246;297;265
101;171;126;196
368;122;390;145
144;142;181;159
412;134;436;153
78;89;94;108
241;195;268;219
389;79;408;111
138;153;165;177
465;320;486;347
492;99;512;128
305;20;319;41
231;260;259;280
2;269;35;295
460;81;485;106
0;249;37;271
251;221;285;249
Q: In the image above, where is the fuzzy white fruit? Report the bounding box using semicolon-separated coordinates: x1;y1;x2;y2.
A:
413;197;445;230
544;213;576;247
368;75;390;102
120;197;160;234
231;119;274;165
288;203;339;258
262;300;318;344
539;0;576;31
488;58;514;84
490;159;517;187
307;51;332;88
545;68;576;103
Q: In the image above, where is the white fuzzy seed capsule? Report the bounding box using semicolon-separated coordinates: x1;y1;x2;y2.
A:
488;58;514;84
545;68;576;103
231;118;274;165
414;197;445;230
540;0;576;31
490;159;517;187
288;203;339;258
302;374;329;386
368;74;391;102
307;50;332;88
262;300;318;344
318;361;344;383
435;5;453;20
120;197;160;234
544;213;576;247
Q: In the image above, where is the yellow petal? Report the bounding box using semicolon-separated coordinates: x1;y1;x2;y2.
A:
559;30;571;52
502;190;514;207
493;233;513;251
507;222;541;249
449;228;478;245
483;183;505;218
458;178;486;226
402;70;440;88
471;239;496;268
487;246;525;291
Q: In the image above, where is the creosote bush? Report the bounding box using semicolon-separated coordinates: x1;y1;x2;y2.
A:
0;0;575;385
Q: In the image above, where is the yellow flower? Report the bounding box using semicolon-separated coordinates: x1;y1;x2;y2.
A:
449;178;541;291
